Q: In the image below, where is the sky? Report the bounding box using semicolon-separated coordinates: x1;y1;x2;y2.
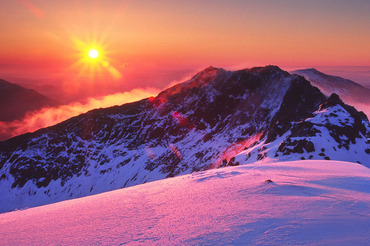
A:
0;0;370;102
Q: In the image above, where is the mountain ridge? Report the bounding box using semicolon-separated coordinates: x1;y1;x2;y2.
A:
291;68;370;118
0;65;369;213
0;79;60;123
293;68;364;88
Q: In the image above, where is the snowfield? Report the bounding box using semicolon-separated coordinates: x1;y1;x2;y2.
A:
0;160;369;245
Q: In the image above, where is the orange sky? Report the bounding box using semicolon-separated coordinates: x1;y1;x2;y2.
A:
0;0;369;102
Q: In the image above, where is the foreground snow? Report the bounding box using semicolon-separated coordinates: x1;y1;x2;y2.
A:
1;160;369;245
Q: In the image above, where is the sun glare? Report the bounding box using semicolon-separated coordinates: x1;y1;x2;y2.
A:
88;49;99;59
71;38;122;80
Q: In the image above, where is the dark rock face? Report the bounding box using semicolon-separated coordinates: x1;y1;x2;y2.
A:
275;76;326;123
277;139;315;155
0;65;369;213
265;76;327;143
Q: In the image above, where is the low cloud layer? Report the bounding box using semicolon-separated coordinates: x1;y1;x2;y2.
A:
0;88;159;141
347;101;370;120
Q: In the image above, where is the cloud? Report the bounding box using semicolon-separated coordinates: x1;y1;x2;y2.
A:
0;88;160;141
347;101;370;120
17;0;44;19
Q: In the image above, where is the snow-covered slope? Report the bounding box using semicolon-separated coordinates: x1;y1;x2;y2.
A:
0;66;369;213
1;160;369;245
239;94;370;165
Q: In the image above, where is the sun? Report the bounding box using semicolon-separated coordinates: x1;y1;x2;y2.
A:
88;49;99;59
71;38;122;80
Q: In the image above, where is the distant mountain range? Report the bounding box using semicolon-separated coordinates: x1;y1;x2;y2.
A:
292;68;370;116
0;79;60;122
0;65;368;213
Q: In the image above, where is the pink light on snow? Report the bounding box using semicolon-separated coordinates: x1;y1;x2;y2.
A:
215;132;264;168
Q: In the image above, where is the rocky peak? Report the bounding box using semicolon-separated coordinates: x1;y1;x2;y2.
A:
320;93;368;122
0;65;368;213
248;65;289;77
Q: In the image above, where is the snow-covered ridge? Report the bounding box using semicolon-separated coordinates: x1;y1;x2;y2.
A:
1;160;369;245
239;94;370;165
0;65;369;213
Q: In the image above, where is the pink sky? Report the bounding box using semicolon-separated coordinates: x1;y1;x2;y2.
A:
0;0;369;102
